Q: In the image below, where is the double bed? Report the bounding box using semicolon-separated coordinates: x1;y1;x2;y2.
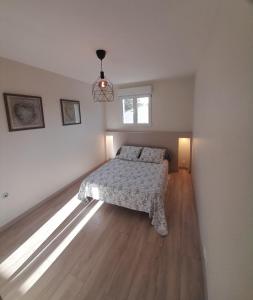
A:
78;146;169;236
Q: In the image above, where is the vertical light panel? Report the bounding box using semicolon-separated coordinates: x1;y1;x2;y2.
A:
178;138;191;170
105;135;114;160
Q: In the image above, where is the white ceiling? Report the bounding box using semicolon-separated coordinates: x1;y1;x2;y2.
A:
0;0;219;84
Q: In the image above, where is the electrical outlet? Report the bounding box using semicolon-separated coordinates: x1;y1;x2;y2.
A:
1;192;9;199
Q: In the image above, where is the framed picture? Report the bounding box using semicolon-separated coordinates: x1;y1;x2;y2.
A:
3;93;45;132
60;99;81;126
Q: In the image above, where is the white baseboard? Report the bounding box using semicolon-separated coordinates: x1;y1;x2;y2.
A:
201;242;208;300
0;162;106;232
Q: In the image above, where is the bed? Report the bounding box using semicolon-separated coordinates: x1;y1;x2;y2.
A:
78;146;169;236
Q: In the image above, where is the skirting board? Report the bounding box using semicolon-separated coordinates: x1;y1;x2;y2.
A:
0;162;106;232
201;243;209;300
192;173;208;300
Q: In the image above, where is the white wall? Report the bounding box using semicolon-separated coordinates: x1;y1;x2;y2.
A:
105;76;194;131
192;1;253;299
0;58;105;227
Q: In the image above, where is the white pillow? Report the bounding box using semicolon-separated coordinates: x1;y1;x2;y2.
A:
138;147;165;164
117;146;142;161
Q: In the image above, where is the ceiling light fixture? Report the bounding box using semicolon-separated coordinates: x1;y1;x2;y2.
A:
92;49;114;102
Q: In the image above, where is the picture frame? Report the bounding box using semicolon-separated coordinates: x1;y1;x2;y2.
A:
3;93;45;132
60;99;81;126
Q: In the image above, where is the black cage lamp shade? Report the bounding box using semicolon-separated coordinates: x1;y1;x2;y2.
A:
92;49;114;102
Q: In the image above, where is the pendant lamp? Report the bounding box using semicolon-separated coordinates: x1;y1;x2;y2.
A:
92;49;114;102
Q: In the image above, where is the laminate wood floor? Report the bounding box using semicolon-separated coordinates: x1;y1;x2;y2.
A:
0;170;204;300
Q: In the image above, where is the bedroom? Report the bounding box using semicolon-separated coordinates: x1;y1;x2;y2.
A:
0;1;252;300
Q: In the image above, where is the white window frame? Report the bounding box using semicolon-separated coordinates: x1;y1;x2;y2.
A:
120;94;152;126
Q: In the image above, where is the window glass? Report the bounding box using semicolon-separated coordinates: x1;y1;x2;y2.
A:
137;97;149;124
122;98;134;124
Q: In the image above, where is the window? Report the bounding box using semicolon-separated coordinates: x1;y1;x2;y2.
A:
119;85;152;125
121;95;151;125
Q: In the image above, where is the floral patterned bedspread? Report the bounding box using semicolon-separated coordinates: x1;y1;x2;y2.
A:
78;158;168;235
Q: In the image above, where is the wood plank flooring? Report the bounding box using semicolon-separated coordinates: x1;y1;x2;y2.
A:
0;170;204;300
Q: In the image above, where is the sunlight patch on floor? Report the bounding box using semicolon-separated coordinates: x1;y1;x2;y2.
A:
20;200;103;294
0;194;81;278
9;200;94;282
